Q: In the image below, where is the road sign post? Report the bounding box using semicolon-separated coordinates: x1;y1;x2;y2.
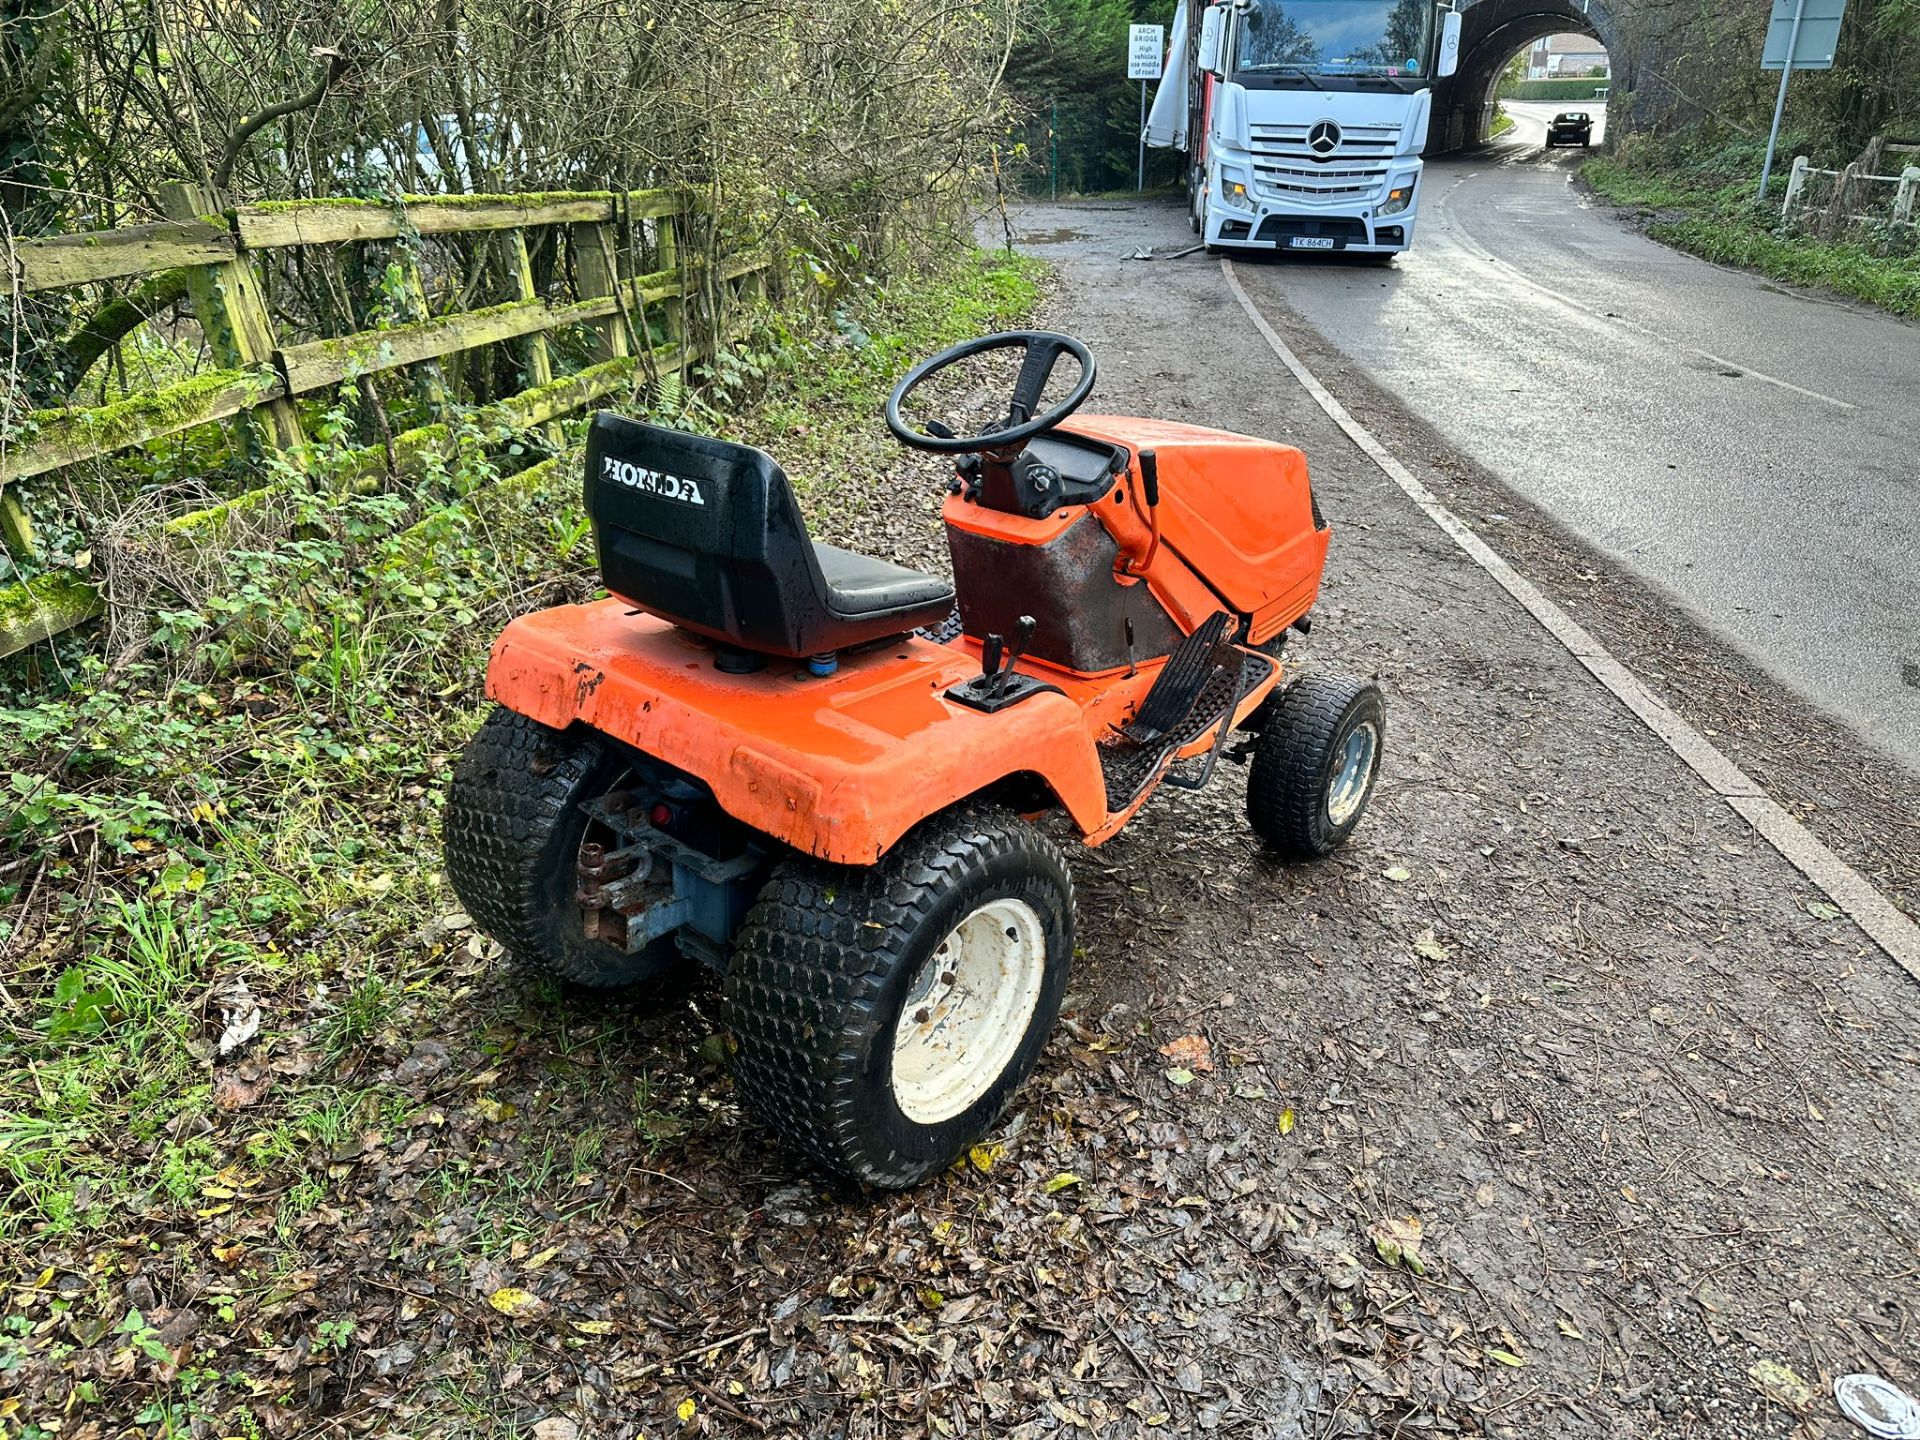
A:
1129;24;1165;193
1757;0;1846;202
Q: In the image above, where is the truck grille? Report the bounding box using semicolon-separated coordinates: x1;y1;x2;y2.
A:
1248;122;1401;201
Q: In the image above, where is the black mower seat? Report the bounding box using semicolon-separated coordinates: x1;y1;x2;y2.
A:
585;413;956;660
812;542;952;618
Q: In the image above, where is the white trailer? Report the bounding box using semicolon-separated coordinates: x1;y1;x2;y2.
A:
1148;0;1463;257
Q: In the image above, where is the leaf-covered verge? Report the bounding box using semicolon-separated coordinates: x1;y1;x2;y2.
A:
0;249;1040;1440
1583;137;1920;320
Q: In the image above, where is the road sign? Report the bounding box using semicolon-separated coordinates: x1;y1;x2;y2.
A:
1128;24;1165;81
1757;0;1848;199
1130;25;1165;193
1762;0;1845;70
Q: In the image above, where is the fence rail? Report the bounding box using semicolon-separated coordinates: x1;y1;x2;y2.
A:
1781;153;1920;232
0;184;768;658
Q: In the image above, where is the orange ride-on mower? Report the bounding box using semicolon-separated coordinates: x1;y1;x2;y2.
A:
444;331;1385;1188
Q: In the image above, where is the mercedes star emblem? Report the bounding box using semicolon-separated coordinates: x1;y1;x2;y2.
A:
1307;119;1343;157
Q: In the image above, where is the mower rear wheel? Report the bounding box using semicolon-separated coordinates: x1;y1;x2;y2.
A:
726;807;1074;1188
1246;675;1386;860
444;707;678;988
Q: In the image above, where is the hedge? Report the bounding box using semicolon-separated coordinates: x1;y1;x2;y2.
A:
1504;77;1612;102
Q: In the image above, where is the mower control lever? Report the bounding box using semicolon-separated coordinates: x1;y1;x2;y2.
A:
1124;450;1165;577
947;615;1063;715
1139;450;1161;509
997;616;1038;695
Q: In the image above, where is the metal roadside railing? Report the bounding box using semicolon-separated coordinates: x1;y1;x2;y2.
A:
0;184;772;659
1780;150;1920;234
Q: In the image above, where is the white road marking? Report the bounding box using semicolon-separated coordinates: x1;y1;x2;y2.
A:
1221;257;1920;984
1427;176;1858;413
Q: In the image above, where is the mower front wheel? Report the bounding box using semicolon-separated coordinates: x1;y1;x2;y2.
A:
444;707;679;988
1247;675;1386;860
726;807;1074;1188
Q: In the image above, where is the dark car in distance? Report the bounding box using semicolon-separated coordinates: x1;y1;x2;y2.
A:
1547;112;1594;148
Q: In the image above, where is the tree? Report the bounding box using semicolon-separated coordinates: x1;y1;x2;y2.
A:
1;0;76;405
1007;0;1180;193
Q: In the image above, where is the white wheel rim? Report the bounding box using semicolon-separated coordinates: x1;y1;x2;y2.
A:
1327;720;1379;827
890;898;1047;1126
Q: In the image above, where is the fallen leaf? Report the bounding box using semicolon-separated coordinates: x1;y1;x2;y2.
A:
1414;929;1451;961
212;1065;272;1112
524;1246;561;1271
1748;1359;1813;1411
1164;1068;1196;1086
1277;1106;1296;1136
488;1287;542;1318
1044;1173;1084;1194
532;1421;579;1440
473;1096;517;1123
1157;1034;1214;1072
1049;1400;1090;1428
1806;901;1841;921
571;1320;615;1336
917;1287;945;1309
968;1143;1003;1173
1383;865;1412;882
677;1397;698;1423
1368;1216;1426;1274
1486;1348;1526;1367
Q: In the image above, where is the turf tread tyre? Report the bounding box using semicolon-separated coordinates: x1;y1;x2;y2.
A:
1247;675;1386;860
726;807;1073;1188
444;706;672;988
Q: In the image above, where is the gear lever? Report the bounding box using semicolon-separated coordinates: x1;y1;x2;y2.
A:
996;616;1037;697
946;615;1060;714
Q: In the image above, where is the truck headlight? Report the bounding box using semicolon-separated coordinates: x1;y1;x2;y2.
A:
1378;179;1416;217
1219;169;1254;209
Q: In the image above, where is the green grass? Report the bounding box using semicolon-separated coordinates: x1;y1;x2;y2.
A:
1584;135;1920;319
0;243;1044;1439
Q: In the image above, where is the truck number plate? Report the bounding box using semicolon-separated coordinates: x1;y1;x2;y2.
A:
1288;236;1339;250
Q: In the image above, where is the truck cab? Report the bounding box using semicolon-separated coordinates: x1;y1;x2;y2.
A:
1149;0;1463;258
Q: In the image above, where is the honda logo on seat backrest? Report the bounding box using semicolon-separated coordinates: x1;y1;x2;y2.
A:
1307;119;1343;158
601;455;706;506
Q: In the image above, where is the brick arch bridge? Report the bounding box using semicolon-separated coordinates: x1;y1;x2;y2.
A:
1428;0;1616;153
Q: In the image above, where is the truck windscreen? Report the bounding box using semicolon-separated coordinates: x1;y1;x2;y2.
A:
1231;0;1435;82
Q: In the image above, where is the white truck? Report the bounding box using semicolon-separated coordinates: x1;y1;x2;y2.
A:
1147;0;1463;257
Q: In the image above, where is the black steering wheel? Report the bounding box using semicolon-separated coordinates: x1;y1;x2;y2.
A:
885;331;1097;455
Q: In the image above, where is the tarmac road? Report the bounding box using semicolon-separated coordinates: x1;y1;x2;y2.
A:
975;196;1920;1437
1232;107;1920;768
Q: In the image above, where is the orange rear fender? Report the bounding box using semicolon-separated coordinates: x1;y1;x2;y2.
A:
485;600;1112;865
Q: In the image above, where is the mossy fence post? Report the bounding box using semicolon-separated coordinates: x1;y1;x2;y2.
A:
504;229;563;448
157;181;308;463
571;215;629;362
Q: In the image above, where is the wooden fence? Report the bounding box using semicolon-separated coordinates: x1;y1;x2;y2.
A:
0;183;771;659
